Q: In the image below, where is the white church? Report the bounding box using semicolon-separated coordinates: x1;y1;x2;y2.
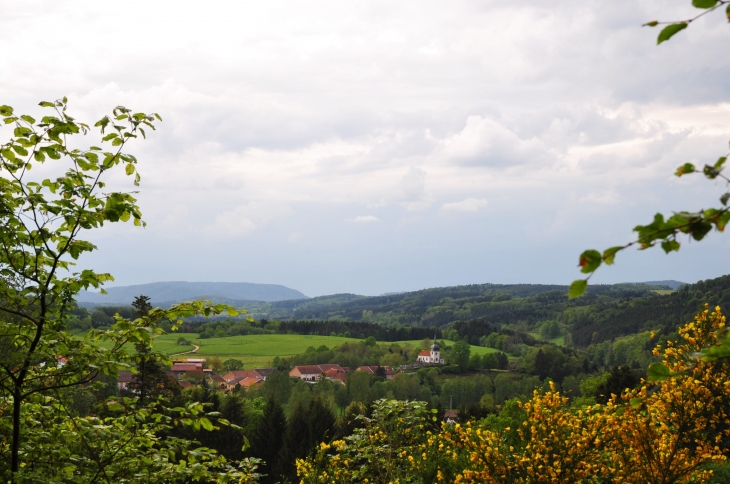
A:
417;337;445;365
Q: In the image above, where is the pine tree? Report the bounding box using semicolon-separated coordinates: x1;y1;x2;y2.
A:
250;397;287;484
307;396;336;449
276;402;311;482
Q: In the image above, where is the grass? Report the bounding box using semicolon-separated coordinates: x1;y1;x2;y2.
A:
652;289;675;295
191;334;361;368
394;340;500;355
78;332;364;369
529;332;565;347
79;333;501;370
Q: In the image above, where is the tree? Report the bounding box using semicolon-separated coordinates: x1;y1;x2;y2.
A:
250;397;287;484
450;339;471;372
223;358;245;371
132;294;153;317
347;370;371;403
277;402;312;481
595;365;640;405
0;100;257;482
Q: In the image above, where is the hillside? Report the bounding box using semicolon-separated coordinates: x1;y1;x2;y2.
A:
76;281;309;307
240;282;672;327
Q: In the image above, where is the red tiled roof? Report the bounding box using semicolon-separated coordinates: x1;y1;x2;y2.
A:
418;350;431;357
171;364;201;372
209;374;226;383
293;365;327;375
223;370;262;382
240;376;264;388
357;365;395;375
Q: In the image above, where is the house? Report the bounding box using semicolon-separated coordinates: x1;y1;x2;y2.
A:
225;375;264;391
417;337;445;365
222;369;276;383
208;374;226;389
290;364;347;382
254;368;276;379
444;409;458;424
324;367;347;384
117;370;134;391
170;363;203;379
356;366;396;380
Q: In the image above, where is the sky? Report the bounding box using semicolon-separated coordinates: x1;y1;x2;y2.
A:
1;0;730;297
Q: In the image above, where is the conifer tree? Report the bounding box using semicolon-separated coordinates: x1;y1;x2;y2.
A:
307;396;336;449
277;402;311;482
250;397;287;484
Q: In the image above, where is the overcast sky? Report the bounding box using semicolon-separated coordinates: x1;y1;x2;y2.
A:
2;1;729;297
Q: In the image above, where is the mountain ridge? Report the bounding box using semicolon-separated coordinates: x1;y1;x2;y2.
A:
77;281;308;306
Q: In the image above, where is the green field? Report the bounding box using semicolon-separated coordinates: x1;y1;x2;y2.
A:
80;333;502;369
190;334;361;368
82;333;364;369
395;340;500;355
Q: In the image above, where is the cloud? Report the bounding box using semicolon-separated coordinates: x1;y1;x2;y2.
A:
205;202;292;237
348;215;379;223
441;198;488;212
5;1;730;295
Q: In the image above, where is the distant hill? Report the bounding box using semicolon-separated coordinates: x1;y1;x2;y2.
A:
241;282;673;326
76;281;308;307
639;280;687;290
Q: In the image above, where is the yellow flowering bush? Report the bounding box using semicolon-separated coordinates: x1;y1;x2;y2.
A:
299;305;730;483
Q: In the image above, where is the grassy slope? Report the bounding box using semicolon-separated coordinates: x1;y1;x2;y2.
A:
81;333;364;369
80;332;506;368
191;334;360;368
395;340;500;355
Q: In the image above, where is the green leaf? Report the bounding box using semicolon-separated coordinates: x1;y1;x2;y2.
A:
34;151;45;162
20;115;36;124
629;397;643;409
721;193;730;205
125;163;135;175
1;148;15;162
578;249;602;273
38;101;55;107
714;156;726;169
658;23;688;44
647;363;671;382
107;402;124;412
102;133;118;142
602;246;623;265
12;145;28;156
675;162;695;176
568;279;588;299
692;0;717;8
0;105;13;116
661;239;680;252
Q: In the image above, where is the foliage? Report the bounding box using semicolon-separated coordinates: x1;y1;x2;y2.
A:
223;358;245;371
299;306;730;483
0;100;258;482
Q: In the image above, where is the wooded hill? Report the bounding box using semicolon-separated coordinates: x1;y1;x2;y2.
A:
241;277;730;348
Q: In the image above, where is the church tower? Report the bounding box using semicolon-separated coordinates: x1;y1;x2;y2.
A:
430;334;441;364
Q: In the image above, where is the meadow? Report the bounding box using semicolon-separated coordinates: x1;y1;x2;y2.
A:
394;339;501;355
80;332;500;369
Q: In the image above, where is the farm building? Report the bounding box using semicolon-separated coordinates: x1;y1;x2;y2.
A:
356;365;396;380
222;368;276;383
290;364;347;383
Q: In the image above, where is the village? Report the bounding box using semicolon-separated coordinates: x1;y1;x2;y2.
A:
117;338;446;394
